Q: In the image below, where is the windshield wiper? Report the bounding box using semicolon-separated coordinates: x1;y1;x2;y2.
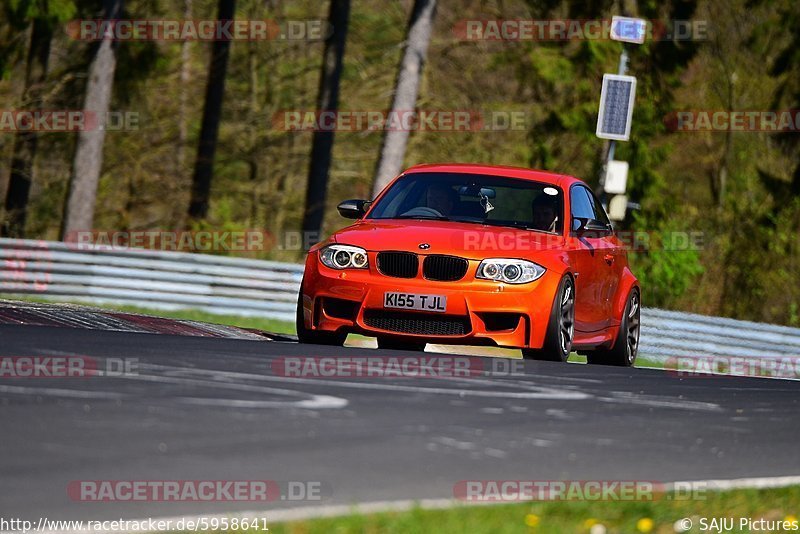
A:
481;220;534;230
481;220;557;233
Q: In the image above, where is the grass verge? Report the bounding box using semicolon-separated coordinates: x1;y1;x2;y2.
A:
176;486;800;534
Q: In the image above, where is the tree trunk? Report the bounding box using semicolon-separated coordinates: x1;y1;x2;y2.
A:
2;18;53;238
371;0;437;197
61;0;123;237
300;0;351;240
177;0;192;174
188;0;236;222
711;50;736;208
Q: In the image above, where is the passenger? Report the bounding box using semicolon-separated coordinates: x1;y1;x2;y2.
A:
531;193;559;232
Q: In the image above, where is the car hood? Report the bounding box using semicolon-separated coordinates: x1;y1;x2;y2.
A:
331;219;566;261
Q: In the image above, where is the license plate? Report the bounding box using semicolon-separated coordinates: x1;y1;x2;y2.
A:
384;292;447;313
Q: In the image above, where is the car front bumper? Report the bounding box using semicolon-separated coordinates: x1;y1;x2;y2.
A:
299;251;561;349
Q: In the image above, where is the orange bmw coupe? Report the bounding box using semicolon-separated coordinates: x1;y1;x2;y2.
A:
297;164;640;366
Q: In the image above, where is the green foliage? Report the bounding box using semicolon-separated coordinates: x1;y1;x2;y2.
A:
4;0;77;25
1;0;799;325
629;214;705;308
178;485;800;534
0;0;77;78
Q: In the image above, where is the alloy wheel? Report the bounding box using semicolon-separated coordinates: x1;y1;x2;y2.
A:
626;291;641;364
559;278;575;355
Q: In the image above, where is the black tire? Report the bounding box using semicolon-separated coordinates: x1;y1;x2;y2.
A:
376;337;427;351
586;288;640;367
522;275;575;362
295;291;347;346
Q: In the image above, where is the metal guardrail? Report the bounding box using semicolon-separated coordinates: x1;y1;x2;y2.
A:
0;238;303;322
1;237;799;360
640;308;800;361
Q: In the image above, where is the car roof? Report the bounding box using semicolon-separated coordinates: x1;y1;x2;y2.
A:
402;163;586;189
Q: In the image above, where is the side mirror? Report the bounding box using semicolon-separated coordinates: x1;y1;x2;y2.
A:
573;217;612;237
337;199;371;219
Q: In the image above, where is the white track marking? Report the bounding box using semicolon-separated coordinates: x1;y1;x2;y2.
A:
596;391;724;412
177;395;348;409
134;362;592;400
0;369;349;410
239;376;590;400
194;365;594;399
0;384;123;399
637;364;800;382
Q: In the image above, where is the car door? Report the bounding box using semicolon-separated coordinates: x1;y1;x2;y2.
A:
568;185;609;333
588;189;622;328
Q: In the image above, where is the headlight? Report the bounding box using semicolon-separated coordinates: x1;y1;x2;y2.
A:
320;245;369;269
476;258;545;284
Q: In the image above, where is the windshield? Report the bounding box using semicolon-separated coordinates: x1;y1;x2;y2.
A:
367;172;564;234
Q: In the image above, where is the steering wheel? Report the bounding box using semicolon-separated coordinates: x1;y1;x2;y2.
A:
399;206;445;218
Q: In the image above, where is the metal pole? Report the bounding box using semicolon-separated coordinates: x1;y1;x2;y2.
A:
598;44;631;206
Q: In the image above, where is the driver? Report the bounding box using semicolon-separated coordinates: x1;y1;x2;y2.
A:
425;184;457;216
531;194;559;232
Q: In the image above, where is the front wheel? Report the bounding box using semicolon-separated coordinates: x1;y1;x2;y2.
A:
295;291;347;346
586;288;640;367
522;275;575;362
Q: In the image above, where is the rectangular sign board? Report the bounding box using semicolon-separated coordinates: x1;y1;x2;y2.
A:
608;194;629;221
604;160;629;194
610;16;647;44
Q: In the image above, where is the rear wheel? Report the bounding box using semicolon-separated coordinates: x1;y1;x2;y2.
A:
522;275;574;362
295;291;347;346
376;337;427;351
586;288;640;367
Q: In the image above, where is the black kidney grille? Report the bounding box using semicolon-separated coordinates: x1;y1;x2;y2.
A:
377;251;419;278
363;310;470;336
423;255;469;281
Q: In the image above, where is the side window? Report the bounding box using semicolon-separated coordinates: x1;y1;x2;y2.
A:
570;186;596;230
589;190;611;225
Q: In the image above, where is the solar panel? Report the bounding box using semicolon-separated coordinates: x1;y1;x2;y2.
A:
596;74;637;141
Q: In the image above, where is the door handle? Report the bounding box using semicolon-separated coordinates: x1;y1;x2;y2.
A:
603;254;614;265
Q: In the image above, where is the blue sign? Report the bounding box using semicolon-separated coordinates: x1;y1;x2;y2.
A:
610;16;647;44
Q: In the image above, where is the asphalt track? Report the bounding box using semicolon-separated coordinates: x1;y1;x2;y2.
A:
1;302;799;523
